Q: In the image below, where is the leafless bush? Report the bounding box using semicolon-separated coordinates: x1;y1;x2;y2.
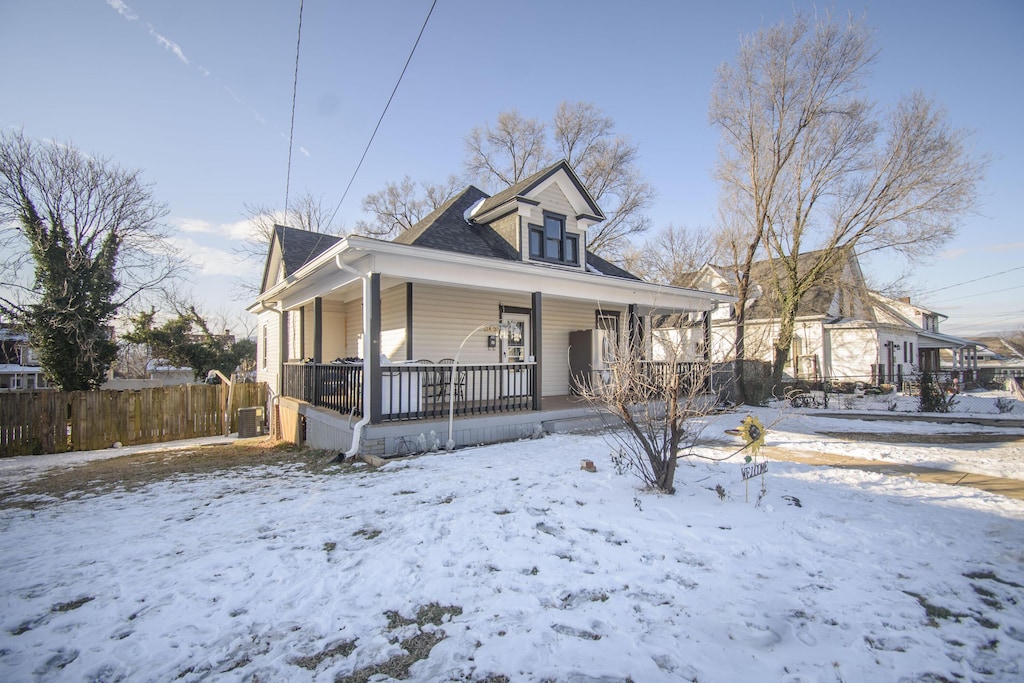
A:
575;337;720;494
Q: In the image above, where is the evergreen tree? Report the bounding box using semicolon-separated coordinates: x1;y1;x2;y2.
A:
0;131;177;390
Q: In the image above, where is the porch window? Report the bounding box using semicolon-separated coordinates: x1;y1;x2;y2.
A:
596;311;620;343
528;213;579;266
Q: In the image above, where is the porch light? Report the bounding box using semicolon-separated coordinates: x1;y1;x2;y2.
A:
447;320;514;451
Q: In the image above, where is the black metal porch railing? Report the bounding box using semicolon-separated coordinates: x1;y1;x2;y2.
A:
639;361;710;393
282;362;535;422
283;362;364;416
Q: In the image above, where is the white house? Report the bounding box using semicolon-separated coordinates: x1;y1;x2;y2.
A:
0;328;49;391
655;250;978;388
250;161;733;457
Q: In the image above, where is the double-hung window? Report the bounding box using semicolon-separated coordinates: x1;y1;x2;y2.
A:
529;212;579;266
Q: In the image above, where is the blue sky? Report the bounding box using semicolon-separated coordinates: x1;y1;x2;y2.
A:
2;0;1022;336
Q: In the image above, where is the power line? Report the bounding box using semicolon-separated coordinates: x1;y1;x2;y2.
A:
930;283;1024;304
327;0;438;228
284;0;305;214
919;265;1024;296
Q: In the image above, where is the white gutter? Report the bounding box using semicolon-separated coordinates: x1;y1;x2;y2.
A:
336;253;371;459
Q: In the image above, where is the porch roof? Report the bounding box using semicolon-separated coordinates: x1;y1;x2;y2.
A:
917;330;977;350
250;235;734;314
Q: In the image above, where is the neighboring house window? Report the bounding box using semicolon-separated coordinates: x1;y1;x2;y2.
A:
528;213;579;265
261;325;268;369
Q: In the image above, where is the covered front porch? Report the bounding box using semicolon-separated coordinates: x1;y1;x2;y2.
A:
257;236;726;456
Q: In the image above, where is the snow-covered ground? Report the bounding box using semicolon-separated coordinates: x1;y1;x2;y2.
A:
1;411;1023;682
728;405;1024;480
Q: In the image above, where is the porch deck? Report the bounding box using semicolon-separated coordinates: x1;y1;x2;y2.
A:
280;360;700;458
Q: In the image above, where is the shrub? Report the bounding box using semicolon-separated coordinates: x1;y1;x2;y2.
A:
918;369;956;413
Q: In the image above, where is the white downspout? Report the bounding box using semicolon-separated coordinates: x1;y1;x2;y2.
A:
336;253;371;459
253;300;285;435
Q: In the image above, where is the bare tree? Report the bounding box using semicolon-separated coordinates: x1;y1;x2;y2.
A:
552;102;655;257
0;130;181;389
234;190;345;299
575;333;719;494
355;174;462;239
464;101;654;259
710;11;986;389
622;224;716;286
464;109;548;189
238;190;343;263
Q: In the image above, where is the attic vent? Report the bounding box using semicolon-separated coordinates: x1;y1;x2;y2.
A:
463;198;485;223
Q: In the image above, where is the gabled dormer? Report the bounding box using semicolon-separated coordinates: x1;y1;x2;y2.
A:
464;160;605;272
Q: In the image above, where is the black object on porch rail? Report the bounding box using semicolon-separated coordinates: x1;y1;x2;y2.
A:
282;362;535;422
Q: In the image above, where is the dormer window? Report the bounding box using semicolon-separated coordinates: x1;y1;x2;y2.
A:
529;212;579;266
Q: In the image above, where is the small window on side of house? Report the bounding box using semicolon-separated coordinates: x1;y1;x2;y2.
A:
261;325;268;369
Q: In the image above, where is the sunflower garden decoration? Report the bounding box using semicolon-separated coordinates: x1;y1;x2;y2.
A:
728;415;769;504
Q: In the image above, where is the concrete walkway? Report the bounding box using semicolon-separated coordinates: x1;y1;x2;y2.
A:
761;446;1024;501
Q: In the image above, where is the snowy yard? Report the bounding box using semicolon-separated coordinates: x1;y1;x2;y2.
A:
1;408;1023;682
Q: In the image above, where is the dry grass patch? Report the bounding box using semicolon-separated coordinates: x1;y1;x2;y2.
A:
0;439;350;510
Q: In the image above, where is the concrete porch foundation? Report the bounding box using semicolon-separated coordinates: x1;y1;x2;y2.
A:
276;394;617;459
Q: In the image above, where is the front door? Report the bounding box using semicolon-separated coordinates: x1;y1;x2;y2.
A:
501;312;531;397
501;313;530;363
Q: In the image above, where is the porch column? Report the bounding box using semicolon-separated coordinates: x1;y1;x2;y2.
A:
406;283;414;361
312;297;323;363
368;273;383;424
628;304;642;358
298;307;305;359
703;309;713;392
531;292;543;410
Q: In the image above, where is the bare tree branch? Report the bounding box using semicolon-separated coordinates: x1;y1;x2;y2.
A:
0;130;183;389
710;10;986;390
355;174;461;239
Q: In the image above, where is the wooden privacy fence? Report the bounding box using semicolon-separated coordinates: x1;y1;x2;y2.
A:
0;382;268;456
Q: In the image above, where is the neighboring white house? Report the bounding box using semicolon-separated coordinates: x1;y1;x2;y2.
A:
0;328;49;391
249;160;733;457
654;250;978;387
946;335;1024;384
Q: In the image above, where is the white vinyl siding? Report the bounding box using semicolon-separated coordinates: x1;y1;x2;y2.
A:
541;298;622;396
285;308;304;361
344;298;362;358
321;300;348;361
411;284;530;364
381;285;408;361
256;310;281;392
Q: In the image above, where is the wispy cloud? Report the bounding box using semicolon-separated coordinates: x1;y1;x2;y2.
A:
106;0;137;21
172;217;259;242
940;241;1024;259
105;0;311;154
299;146;310;158
167;236;252;278
148;25;189;65
107;1;189;65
